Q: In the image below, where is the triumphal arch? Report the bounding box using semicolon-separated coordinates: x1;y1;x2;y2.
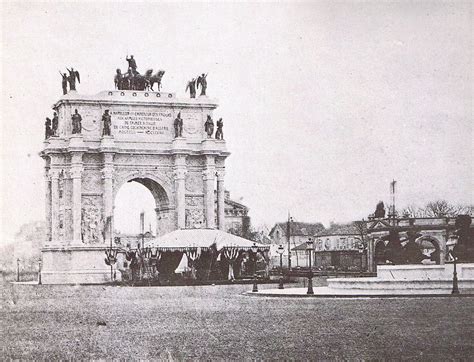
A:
41;89;229;283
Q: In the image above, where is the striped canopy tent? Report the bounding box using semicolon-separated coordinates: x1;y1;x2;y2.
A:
142;229;269;280
144;228;268;252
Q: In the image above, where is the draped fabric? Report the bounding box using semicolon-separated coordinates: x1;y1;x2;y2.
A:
157;251;184;276
185;247;202;280
195;245;218;281
223;248;240;280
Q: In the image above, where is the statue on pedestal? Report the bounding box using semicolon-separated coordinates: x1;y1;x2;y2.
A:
173;112;183;138
114;69;123;90
197;73;208;96
102;110;112;136
215;118;223;140
374;201;386;218
51;112;59;136
66;67;80;91
71;109;82;134
45;117;52;139
126;55;137;74
59;72;68;95
204;115;214;138
186;78;196;98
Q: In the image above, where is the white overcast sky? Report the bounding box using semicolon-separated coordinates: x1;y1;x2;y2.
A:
1;1;472;239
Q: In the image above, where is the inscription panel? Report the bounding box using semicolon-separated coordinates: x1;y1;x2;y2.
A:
111;108;174;141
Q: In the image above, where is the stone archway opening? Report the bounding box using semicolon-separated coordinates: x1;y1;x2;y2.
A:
415;236;441;265
114;177;172;248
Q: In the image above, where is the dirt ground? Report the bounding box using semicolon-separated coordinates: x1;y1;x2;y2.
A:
1;279;473;360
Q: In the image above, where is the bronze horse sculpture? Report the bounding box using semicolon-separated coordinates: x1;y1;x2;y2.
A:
114;68;165;91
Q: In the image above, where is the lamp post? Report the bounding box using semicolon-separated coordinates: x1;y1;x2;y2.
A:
277;244;285;289
16;258;20;282
251;242;259;292
38;258;42;285
306;238;314;295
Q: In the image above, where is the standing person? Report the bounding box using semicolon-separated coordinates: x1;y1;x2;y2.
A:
215;118;223;139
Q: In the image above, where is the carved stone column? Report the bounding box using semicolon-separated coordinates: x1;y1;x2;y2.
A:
71;152;83;244
50;168;61;243
174;169;187;229
102;153;115;243
44;168;52;242
216;170;226;230
174;154;187;229
367;237;375;273
203;156;216;229
102;168;114;243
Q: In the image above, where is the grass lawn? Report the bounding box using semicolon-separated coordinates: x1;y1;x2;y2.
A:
1;279;473;360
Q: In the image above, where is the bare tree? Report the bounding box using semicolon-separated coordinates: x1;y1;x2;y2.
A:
353;220;368;247
399;200;473;218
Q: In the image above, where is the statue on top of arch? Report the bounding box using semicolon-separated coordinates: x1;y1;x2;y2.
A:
114;55;165;91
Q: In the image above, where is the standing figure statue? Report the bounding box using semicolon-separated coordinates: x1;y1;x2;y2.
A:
173;112;183;138
102;109;112;136
66;67;80;91
59;72;68;95
126;55;137;74
196;73;208;96
204;115;214;138
71;109;82;134
114;69;123;90
186;78;196;98
52;112;59;136
215;118;223;140
45;117;52;139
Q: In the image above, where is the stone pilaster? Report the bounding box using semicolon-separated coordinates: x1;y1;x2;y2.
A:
203;156;216;229
216;170;226;230
44;168;52;242
102;166;114;243
71;152;83;244
49;168;61;243
174;155;187;229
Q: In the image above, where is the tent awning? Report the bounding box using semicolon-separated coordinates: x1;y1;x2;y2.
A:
144;228;269;252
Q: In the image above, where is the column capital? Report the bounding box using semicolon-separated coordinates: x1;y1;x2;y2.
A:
202;169;216;181
49;168;61;180
102;168;114;179
70;167;83;179
216;170;225;181
174;168;187;180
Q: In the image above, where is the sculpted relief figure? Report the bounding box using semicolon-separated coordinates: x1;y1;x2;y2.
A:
215;118;223;140
204;115;214;138
102;109;112;136
71;109;82;134
173;112;183;138
186;78;196;98
197;73;208;96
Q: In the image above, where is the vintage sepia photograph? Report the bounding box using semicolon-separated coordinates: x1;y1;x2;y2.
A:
1;1;473;360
